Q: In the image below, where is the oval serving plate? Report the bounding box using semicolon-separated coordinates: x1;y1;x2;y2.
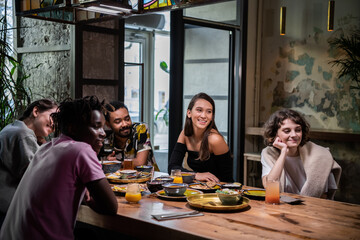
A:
110;184;147;195
188;183;221;193
155;189;203;200
106;172;151;183
187;193;250;211
243;189;266;200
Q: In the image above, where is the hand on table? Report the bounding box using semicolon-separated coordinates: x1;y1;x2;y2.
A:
195;172;219;182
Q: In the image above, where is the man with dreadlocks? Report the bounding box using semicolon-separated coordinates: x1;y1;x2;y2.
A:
0;96;118;240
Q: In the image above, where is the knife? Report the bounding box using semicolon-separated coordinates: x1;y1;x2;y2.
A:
159;211;200;219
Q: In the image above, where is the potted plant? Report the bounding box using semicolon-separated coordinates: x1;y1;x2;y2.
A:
328;29;360;90
1;0;31;130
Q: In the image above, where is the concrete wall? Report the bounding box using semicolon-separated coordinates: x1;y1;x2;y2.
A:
19;17;72;102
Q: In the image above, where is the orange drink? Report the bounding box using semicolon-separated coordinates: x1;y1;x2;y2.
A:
170;169;183;183
125;193;141;203
125;183;141;203
265;178;280;204
173;176;183;184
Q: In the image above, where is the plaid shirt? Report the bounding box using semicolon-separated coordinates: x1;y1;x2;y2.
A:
106;123;159;171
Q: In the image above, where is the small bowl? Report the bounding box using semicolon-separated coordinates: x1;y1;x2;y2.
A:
181;172;195;183
155;176;174;183
146;181;164;193
101;161;121;174
216;189;242;205
162;183;188;196
119;170;137;179
135;165;153;173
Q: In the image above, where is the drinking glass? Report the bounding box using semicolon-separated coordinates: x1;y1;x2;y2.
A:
103;138;113;154
123;159;134;170
125;183;141;203
171;169;183;183
265;177;280;204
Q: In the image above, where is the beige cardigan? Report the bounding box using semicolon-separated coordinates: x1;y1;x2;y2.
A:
261;141;342;199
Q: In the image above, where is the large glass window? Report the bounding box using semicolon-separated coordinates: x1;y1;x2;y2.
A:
153;33;170;149
125;13;170;172
183;24;231;141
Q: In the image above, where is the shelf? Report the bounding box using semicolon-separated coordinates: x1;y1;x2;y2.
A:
245;127;360;142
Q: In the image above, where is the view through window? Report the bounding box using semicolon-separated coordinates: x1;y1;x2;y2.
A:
124;13;170;172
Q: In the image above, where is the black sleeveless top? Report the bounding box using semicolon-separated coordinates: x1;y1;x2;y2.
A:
168;142;234;182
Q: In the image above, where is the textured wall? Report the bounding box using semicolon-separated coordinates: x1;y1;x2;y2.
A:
19;17;71;102
258;0;360;203
259;0;360;131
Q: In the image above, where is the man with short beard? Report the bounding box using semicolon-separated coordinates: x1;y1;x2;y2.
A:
103;101;159;171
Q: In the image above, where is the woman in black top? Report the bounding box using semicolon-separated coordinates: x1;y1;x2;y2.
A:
168;93;233;182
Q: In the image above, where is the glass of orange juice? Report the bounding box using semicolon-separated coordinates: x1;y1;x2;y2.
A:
265;177;280;204
125;183;141;203
171;169;183;184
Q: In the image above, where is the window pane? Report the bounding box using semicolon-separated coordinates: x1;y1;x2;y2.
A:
124;64;142;122
183;0;239;26
183;25;230;141
125;41;141;63
153;32;170;172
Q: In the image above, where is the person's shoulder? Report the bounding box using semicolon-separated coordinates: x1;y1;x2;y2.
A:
208;130;229;154
133;122;149;133
302;141;331;154
1;120;35;140
208;130;225;144
177;129;186;144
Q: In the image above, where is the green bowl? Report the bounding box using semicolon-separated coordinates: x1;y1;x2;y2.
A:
217;192;242;205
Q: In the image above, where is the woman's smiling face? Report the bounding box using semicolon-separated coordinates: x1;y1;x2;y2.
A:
187;98;213;131
77;110;106;154
276;119;303;149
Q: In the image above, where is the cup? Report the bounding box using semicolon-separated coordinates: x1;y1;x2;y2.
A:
170;169;183;184
265;177;280;204
123;159;134;170
125;183;141;203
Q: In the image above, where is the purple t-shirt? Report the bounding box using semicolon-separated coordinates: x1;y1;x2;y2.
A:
0;134;105;240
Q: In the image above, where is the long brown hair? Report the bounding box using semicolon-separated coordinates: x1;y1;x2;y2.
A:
184;92;219;161
19;99;57;121
263;109;310;147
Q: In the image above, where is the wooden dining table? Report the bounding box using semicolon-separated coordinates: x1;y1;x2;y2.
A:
77;175;360;240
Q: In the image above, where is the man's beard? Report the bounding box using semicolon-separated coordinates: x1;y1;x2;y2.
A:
118;126;132;138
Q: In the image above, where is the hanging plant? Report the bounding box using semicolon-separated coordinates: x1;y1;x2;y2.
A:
1;1;31;130
328;29;360;90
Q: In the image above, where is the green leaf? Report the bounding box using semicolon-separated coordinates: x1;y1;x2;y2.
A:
160;61;169;73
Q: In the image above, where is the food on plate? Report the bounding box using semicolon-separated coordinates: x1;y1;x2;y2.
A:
206;181;217;188
106;173;120;179
216;188;243;205
110;184;146;193
216;188;239;195
189;182;220;190
221;182;242;190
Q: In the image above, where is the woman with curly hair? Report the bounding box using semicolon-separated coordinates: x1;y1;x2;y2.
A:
261;109;341;199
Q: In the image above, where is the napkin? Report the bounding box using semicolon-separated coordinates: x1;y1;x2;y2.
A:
152;210;203;221
280;195;304;205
